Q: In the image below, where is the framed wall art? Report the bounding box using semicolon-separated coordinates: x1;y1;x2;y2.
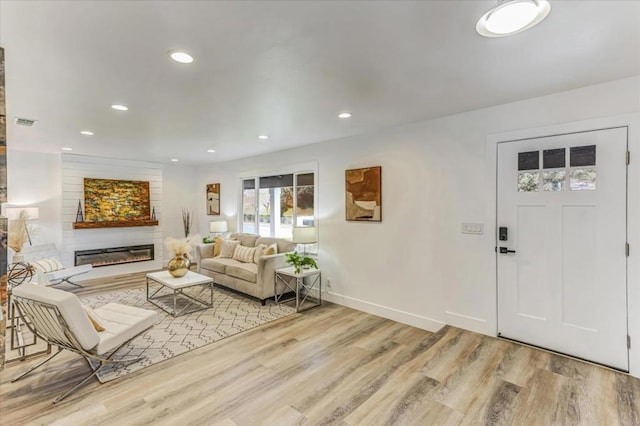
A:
345;166;381;222
207;183;220;215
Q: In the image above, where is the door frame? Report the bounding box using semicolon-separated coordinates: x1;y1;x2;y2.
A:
484;113;640;377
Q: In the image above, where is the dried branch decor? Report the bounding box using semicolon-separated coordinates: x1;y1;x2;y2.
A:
8;210;34;253
182;208;192;238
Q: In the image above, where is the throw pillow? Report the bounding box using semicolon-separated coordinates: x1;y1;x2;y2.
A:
83;306;106;332
253;244;266;263
31;257;65;274
263;243;278;256
219;240;240;258
233;245;258;263
213;236;225;257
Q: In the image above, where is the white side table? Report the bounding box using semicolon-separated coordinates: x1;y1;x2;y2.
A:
274;266;321;312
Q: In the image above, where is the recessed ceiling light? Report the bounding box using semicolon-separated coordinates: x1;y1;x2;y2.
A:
171;158;179;162
80;130;94;136
169;50;194;64
62;147;73;151
258;135;269;140
338;112;352;119
111;104;129;111
207;149;216;153
477;0;551;37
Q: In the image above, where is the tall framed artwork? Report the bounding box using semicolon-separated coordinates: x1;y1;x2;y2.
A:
207;183;220;215
345;166;381;222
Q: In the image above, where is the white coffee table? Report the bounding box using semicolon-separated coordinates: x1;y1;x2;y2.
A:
146;270;214;317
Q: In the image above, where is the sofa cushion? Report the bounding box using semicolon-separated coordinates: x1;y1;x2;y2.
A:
253;244;266;263
231;233;259;247
225;262;258;283
200;257;238;274
256;237;296;254
233;245;258;263
219;240;240;258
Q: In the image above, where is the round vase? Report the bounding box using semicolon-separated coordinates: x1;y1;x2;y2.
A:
168;254;190;278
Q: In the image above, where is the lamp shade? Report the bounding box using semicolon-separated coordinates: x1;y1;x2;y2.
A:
210;220;228;233
292;226;317;244
5;206;40;220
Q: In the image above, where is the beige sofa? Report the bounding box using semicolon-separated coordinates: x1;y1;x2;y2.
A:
196;233;297;305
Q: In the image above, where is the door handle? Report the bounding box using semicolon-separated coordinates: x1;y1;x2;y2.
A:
499;247;516;254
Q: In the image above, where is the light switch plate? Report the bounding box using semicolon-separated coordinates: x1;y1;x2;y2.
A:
461;223;484;235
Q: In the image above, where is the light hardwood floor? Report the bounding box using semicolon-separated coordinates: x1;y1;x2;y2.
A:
1;273;639;425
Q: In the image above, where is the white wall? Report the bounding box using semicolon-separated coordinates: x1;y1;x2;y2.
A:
4;150;62;249
161;164;199;262
196;76;640;339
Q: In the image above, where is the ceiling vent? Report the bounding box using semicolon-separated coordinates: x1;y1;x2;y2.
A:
14;117;38;127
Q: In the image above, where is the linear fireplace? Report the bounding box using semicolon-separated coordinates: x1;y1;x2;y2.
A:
75;244;155;268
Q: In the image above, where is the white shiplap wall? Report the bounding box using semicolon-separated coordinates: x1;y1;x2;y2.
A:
61;154;163;280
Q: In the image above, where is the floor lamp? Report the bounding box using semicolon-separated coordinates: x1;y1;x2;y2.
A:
292;226;317;256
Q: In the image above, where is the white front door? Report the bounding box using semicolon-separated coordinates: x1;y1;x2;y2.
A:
497;127;628;371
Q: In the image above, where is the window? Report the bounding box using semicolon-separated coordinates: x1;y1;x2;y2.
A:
516;145;596;192
241;171;316;241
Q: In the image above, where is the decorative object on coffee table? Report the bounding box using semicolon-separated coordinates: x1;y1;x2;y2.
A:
345;166;382;222
164;234;200;277
206;183;220;215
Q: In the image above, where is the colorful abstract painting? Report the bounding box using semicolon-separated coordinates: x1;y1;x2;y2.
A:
207;183;220;215
84;178;151;222
345;166;381;222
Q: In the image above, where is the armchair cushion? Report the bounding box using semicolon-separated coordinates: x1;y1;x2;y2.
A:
94;303;158;354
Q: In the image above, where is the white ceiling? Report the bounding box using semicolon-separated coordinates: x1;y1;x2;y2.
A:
0;0;638;164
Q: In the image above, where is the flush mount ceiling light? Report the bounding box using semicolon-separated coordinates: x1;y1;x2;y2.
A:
258;135;269;140
207;149;216;153
168;50;194;64
477;0;551;37
171;158;179;162
80;130;94;136
338;112;352;119
62;147;73;151
111;104;129;111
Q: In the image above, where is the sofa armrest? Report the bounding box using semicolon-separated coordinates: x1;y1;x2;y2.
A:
257;253;289;299
196;243;215;260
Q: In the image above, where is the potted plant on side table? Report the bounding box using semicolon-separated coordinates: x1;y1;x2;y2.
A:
285;252;318;275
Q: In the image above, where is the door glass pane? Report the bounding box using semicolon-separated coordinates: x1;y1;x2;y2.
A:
296;173;315;226
277;186;293;239
543;148;566;169
518;171;539;192
570;167;596;191
543;170;566;191
518;151;539;171
570;145;596;167
242;179;256;234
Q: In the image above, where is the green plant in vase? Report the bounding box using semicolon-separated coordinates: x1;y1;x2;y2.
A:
285;252;318;275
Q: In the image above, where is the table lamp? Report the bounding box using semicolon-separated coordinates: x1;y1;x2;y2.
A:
292;226;317;256
209;220;228;239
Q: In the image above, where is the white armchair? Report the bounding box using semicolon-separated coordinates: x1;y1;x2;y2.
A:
11;283;158;403
17;243;92;287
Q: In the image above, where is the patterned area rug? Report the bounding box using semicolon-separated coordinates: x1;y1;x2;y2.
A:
80;286;296;382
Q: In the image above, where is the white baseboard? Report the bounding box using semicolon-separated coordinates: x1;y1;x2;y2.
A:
445;311;489;335
325;291;445;332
